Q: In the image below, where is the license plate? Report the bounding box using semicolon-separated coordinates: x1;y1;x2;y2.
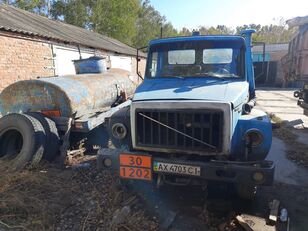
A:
119;154;152;181
153;161;201;176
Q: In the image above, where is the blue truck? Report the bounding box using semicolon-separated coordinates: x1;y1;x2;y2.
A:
99;30;275;200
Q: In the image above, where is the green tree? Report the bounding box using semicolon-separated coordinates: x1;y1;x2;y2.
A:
162;22;178;38
198;25;234;35
1;0;53;16
90;0;139;45
133;0;164;47
2;0;296;46
51;0;90;28
178;27;191;36
133;0;178;47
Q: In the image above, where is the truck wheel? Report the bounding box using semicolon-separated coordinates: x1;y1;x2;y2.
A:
235;184;257;201
26;112;60;161
0;113;46;170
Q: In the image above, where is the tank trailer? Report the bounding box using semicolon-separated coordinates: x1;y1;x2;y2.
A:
0;60;138;170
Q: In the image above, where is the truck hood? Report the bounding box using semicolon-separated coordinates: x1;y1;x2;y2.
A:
133;78;249;108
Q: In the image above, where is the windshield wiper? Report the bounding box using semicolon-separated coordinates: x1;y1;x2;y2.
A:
201;72;239;78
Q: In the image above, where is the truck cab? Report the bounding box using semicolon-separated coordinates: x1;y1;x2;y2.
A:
100;30;274;199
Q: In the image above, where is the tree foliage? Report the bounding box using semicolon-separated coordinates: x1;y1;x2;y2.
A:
236;22;296;43
1;0;296;46
51;0;90;28
1;0;53;16
132;0;177;47
91;0;139;45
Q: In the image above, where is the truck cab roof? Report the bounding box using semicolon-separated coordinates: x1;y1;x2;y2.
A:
149;35;245;46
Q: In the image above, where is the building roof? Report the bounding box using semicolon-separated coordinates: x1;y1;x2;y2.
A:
0;4;143;57
252;43;289;53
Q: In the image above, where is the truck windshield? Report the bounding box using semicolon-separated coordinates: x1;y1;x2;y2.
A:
145;40;245;79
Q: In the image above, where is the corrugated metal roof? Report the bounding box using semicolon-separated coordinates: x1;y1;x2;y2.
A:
252;43;289;53
0;4;143;57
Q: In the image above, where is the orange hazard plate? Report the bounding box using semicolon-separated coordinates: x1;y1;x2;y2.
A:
119;154;152;181
120;166;152;180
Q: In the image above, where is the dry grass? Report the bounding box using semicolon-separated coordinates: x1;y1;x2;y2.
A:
0;161;75;230
269;113;284;126
0;160;158;231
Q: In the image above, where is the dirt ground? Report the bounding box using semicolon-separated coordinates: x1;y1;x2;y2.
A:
1;137;308;231
0;159;158;231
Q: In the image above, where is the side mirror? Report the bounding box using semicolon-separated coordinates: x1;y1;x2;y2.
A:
136;46;148;81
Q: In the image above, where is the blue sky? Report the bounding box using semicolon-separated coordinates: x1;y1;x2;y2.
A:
150;0;308;30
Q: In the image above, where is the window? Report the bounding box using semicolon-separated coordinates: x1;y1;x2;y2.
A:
145;40;245;79
149;52;158;77
168;50;195;64
203;49;233;64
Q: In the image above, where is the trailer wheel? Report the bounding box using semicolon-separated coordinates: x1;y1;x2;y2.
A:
26;112;60;161
0;113;46;170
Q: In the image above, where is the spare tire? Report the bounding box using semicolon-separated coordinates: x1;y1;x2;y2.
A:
26;112;60;161
0;113;46;170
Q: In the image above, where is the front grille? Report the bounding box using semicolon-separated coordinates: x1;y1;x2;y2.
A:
135;109;223;152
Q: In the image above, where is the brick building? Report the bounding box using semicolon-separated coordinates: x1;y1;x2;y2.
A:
0;4;146;91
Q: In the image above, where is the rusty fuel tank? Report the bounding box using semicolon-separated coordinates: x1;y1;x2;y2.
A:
0;68;138;118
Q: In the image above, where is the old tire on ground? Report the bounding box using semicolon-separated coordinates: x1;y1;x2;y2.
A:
0;113;46;170
26;112;60;161
235;184;257;201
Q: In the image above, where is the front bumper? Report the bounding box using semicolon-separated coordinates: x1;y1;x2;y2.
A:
97;148;275;186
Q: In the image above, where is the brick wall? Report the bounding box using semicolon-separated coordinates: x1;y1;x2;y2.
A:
0;31;147;91
0;33;54;91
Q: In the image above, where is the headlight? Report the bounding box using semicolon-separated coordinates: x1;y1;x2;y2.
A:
244;129;263;147
252;171;265;183
111;123;127;139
